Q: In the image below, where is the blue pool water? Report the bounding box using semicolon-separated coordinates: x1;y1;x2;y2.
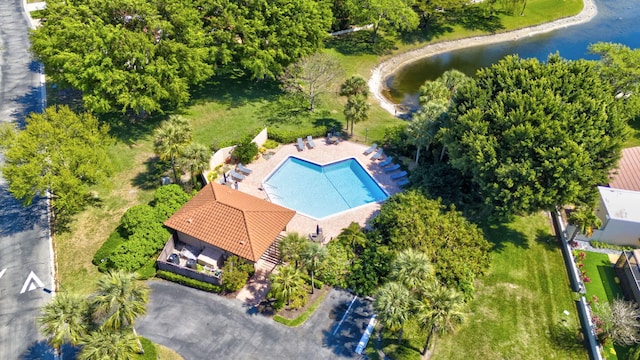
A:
263;157;388;219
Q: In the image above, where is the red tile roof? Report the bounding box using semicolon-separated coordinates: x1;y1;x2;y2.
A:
609;147;640;192
164;183;296;262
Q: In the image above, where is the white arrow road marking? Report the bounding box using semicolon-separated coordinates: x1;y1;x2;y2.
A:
0;268;6;280
20;271;45;294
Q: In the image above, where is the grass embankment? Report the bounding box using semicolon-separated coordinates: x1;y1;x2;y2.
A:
54;0;584;293
429;214;587;359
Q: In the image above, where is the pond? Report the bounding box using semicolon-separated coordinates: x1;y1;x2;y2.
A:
386;0;640;108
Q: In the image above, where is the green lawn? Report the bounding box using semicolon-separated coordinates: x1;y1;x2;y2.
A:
430;214;587;359
581;251;627;360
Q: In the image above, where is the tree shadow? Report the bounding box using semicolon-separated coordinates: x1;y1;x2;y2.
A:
548;321;585;352
321;294;373;357
535;228;559;251
6;85;44;127
325;31;397;56
398;22;454;46
482;221;530;253
19;340;78;360
99;111;165;146
450;6;506;33
188;75;282;109
131;156;169;191
0;185;48;238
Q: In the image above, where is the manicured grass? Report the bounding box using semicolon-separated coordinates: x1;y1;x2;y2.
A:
156;344;185;360
273;289;329;327
429;213;587;359
581;251;627;360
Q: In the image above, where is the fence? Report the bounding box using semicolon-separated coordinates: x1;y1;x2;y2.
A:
552;209;603;360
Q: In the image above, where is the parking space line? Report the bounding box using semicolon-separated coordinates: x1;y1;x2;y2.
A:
332;295;357;335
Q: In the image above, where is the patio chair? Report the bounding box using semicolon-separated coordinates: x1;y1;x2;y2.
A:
230;169;245;181
307;135;316;149
379;156;393;167
237;163;252;175
371;148;384;160
390;171;408;180
384;163;401;173
396;178;410;187
296;138;305;151
363;143;378;155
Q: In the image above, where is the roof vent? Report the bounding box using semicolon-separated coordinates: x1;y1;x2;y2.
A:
187;219;193;224
239;240;245;245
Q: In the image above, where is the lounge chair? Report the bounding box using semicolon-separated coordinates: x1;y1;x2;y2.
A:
396;178;410;187
384;164;401;173
307;135;316;149
296;138;305;151
371;148;384;160
379;157;393;167
390;171;408;180
363;143;378;155
237;163;252;175
229;169;245;181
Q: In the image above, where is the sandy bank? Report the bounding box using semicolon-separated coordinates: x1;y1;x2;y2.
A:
369;0;598;116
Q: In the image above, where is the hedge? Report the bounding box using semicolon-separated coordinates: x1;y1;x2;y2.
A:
590;240;633;251
136;256;158;280
268;126;328;144
93;228;125;266
156;270;223;293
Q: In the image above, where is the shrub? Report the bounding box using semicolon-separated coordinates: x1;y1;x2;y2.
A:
590;240;633;251
136;257;157;280
153;184;191;220
221;255;255;292
93;228;126;266
121;205;160;236
232;139;259;165
268;126;327;144
300;273;324;289
156;270;223;293
263;139;279;149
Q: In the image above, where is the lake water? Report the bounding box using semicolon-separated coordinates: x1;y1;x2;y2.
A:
386;0;640;107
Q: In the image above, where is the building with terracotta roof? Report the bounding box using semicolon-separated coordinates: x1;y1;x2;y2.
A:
592;186;640;247
609;146;640;191
157;182;296;283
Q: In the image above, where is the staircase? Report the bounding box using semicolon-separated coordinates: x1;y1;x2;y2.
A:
256;234;283;272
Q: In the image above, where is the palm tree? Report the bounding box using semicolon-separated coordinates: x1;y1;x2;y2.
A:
389;249;435;293
568;205;602;243
343;94;370;136
336;222;367;257
270;265;306;306
301;242;327;294
416;284;465;355
339;75;369;98
279;232;307;268
180;142;210;188
408;103;446;164
90;271;149;354
374;282;413;342
439;69;469;97
78;329;139;360
38;292;90;358
153;115;193;184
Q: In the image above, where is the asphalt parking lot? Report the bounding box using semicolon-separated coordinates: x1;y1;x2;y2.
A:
137;281;373;360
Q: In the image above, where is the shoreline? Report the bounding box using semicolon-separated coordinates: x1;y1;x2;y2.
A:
368;0;598;116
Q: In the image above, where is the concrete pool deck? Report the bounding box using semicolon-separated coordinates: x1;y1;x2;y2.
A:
226;137;402;242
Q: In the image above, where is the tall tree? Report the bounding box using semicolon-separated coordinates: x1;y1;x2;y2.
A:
597;299;640;346
153;115;193;184
336;221;367;257
415;284;465;354
443;54;627;218
343;94;370;136
38;292;90;358
301;242;327;294
31;0;213;115
279;232;307;268
371;190;491;299
339;75;369;98
0;106;113;223
78;329;140;360
407;103;446;164
568;206;602;243
388;249;435;293
269;265;306;306
348;0;419;43
280;53;343;111
180;142;211;188
91;271;150;331
373;281;413;342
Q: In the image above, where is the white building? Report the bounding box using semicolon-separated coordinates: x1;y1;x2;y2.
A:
591;186;640;247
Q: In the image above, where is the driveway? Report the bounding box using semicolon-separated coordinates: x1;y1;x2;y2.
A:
137;281;374;360
0;1;53;359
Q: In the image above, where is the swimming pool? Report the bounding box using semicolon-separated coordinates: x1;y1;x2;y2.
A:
262;156;388;219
